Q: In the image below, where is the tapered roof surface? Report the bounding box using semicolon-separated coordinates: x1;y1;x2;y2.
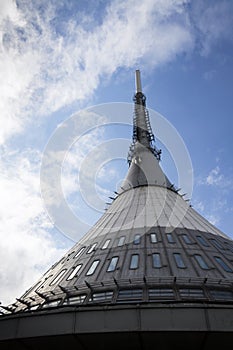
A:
1;70;233;349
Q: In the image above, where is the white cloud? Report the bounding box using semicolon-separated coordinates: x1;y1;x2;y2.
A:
206;166;223;186
0;148;68;305
0;0;232;145
191;0;233;56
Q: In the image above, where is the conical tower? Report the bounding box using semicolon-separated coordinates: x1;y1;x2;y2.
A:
1;70;233;349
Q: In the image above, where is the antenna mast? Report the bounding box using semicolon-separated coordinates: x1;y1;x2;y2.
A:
127;70;161;165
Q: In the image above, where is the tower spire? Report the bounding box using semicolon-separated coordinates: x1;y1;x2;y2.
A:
127;69;161;165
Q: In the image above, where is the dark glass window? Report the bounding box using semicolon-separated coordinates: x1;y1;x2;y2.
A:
152;253;162;268
167;233;175;243
133;234;141;245
117;289;142;302
150;233;157;243
210;290;233;300
182;234;192;244
118;236;125;247
67;264;82;280
211;239;224;250
107;257;119;272
214;256;233;272
194;254;209;270
196;236;209;247
102;239;110;250
130;254;139;269
173;253;186;268
86;260;100;276
50;269;67;285
179;288;205;299
149;288;174;299
87;243;97;254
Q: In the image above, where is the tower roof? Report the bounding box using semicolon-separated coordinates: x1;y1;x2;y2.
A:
1;71;233;335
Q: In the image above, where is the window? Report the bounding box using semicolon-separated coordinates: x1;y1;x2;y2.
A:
194;255;209;270
179;288;205;299
152;253;162;268
118;236;125;247
63;295;86;305
214;256;233;273
87;243;97;254
42;300;61;308
167;233;175;243
102;239;110;250
149;288;174;299
173;253;186;268
90;291;113;302
182;234;192;244
130;254;139;269
150;233;157;243
133;234;141;245
210;290;233;300
67;264;82;280
197;236;209;247
117;289;142;302
107;257;119;272
211;239;224;250
50;269;67;285
74;247;85;258
86;260;100;276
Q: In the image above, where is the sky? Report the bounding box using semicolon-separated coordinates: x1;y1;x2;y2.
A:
0;0;233;305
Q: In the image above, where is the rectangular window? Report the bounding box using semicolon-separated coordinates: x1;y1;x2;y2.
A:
133;234;141;245
67;264;82;280
87;243;97;254
150;233;157;243
152;253;162;268
182;234;192;244
197;236;209;247
102;239;110;250
194;254;209;270
117;289;142;302
210;290;233;300
74;247;85;258
149;288;174;299
130;254;139;269
118;236;125;246
42;300;61;308
107;257;119;272
63;295;86;305
86;260;100;276
91;291;113;302
173;253;186;268
50;269;67;285
167;233;175;243
214;256;233;273
179;288;205;299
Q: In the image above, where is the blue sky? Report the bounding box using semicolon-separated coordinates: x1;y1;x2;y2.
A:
0;0;233;304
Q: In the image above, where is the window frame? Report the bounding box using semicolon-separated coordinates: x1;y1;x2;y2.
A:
129;254;139;269
107;256;119;272
86;260;100;276
173;253;186;268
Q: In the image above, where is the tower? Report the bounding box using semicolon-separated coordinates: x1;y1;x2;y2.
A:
1;70;233;349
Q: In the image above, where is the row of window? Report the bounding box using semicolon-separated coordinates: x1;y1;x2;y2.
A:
72;233;232;261
50;253;233;286
36;287;233;310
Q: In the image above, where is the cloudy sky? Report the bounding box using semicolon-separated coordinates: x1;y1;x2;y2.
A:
0;0;233;305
